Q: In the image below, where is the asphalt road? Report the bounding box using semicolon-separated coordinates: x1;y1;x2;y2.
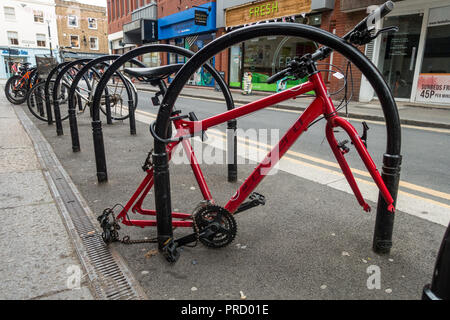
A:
135;91;450;208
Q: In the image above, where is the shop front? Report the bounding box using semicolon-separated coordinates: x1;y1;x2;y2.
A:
223;0;332;92
158;2;217;87
361;0;450;105
0;47;56;79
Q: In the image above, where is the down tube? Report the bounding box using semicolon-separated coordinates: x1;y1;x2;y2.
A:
225;97;324;213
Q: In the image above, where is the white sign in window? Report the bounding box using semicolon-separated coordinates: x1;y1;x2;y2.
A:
428;5;450;26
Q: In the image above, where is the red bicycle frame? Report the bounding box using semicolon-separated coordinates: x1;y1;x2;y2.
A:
116;71;395;229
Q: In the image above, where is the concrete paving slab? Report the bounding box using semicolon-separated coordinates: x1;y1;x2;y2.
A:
38;286;93;300
0;202;90;300
0;170;53;209
0;118;32;148
0;147;40;173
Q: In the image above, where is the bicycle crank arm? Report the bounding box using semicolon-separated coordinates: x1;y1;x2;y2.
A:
326;118;395;213
162;228;216;263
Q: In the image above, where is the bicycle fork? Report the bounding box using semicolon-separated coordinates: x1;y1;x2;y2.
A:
325;116;395;213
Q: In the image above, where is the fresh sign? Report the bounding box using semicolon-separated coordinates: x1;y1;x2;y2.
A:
249;1;279;18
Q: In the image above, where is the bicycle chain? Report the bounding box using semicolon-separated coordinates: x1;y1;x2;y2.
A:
98;200;236;248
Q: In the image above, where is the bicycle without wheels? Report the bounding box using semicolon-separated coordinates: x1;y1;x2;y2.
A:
99;2;402;263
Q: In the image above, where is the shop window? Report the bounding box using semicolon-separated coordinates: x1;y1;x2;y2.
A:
34;10;44;23
4;7;15;20
241;36;316;92
415;5;450;104
142;52;160;67
88;18;98;29
7;31;19;45
90;37;99;50
70;35;80;48
421;21;450;73
229;45;242;88
36;34;46;47
68;15;79;28
377;14;423;99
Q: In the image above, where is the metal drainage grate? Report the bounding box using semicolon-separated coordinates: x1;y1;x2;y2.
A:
16;106;147;300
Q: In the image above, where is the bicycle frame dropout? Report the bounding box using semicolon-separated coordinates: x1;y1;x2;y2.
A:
116;69;395;229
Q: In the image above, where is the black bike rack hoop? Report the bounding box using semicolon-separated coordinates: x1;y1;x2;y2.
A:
52;59;93;136
67;55;141;153
44;61;71;125
91;44;237;184
154;23;402;254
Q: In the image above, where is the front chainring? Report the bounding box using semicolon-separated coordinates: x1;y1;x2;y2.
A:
193;205;237;248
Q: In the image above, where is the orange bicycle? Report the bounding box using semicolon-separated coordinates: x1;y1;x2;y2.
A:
4;62;39;105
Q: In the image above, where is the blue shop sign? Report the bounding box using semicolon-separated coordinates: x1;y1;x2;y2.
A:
1;49;28;56
158;2;216;40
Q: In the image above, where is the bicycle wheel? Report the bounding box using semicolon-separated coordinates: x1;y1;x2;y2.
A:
26;80;71;122
4;75;28;104
99;73;136;121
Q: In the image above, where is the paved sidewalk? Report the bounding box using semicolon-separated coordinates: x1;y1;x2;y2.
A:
135;83;450;129
0;95;93;299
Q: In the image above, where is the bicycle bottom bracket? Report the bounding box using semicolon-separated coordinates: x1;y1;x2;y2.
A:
193;205;237;248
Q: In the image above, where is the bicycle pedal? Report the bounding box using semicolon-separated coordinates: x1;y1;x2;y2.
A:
151;96;160;106
162;239;180;263
235;192;266;214
249;192;266;205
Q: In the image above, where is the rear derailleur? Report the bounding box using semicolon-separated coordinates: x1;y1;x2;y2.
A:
97;208;121;244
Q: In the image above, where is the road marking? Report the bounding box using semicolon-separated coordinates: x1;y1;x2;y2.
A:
207;129;450;202
134;108;450;221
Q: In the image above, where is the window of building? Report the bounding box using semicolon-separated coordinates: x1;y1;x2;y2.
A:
4;6;15;20
36;34;46;47
70;35;80;48
68;15;79;28
420;7;450;74
7;31;19;45
377;14;423;99
89;37;99;50
34;10;44;23
88;18;98;29
241;36;316;91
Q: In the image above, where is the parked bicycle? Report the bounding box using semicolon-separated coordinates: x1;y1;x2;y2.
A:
98;2;402;264
4;62;39;105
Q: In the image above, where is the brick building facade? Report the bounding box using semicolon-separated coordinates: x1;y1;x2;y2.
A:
55;0;108;56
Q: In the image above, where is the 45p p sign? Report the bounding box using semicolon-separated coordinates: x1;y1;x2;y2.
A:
416;73;450;104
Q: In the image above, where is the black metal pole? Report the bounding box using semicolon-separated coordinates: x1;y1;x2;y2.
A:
37;85;45;117
92;120;108;182
372;154;402;253
68;94;81;152
105;86;112;125
53;86;64;136
52;60;91;136
227;119;237;182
